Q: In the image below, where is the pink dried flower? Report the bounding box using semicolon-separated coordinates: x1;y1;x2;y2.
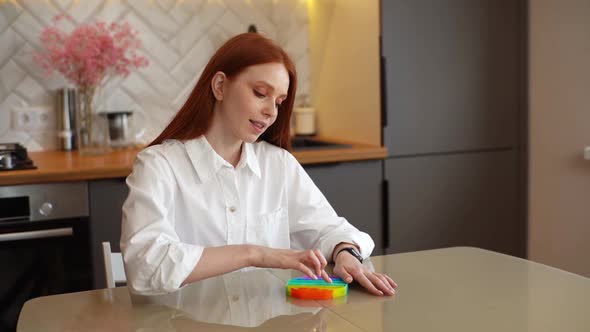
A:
34;16;149;90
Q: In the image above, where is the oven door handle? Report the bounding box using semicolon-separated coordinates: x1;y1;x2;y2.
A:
0;227;73;242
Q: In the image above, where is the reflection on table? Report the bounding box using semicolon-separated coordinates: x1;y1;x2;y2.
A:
18;247;590;332
17;268;362;332
129;269;322;329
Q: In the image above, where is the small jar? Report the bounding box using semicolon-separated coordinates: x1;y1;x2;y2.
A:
294;107;316;136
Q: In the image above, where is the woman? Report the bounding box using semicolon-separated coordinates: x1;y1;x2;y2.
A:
121;33;397;296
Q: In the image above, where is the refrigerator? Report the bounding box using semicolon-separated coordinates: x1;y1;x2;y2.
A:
379;0;527;257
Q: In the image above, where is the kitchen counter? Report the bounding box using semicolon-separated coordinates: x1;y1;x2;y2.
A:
0;137;387;186
17;247;590;331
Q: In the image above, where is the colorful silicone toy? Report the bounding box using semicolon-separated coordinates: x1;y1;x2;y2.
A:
286;276;348;300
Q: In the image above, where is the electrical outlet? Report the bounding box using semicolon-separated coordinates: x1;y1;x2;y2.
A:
11;107;56;132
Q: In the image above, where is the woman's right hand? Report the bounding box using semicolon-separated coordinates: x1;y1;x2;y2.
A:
250;246;332;283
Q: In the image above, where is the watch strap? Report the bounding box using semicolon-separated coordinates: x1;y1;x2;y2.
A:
336;247;363;263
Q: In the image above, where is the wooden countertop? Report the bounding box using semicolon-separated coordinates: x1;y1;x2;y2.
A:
0;137;387;186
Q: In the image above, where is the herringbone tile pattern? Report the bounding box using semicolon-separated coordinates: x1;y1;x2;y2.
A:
0;0;310;150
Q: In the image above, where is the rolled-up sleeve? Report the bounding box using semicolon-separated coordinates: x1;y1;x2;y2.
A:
120;148;203;295
284;152;375;262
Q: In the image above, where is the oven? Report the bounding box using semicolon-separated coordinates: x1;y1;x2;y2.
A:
0;182;93;332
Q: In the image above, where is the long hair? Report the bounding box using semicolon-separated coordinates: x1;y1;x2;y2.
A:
149;33;297;150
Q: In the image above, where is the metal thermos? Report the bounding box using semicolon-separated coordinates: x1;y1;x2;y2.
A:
55;88;77;151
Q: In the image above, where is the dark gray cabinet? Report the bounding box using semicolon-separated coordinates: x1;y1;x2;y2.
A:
384;151;524;256
380;0;527;257
382;0;526;156
88;179;128;289
305;160;384;255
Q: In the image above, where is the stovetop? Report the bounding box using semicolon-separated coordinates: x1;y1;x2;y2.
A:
0;143;37;171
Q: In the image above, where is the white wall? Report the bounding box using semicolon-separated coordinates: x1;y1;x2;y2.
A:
529;0;590;277
0;0;310;150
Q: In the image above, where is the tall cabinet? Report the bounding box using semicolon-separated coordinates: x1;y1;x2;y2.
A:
380;0;527;257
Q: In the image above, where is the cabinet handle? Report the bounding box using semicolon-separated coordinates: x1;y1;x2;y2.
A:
0;227;73;242
382;179;390;250
380;55;388;129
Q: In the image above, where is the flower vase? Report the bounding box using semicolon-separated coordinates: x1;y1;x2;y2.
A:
76;85;111;155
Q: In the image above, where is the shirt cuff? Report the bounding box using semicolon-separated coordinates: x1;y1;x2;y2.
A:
319;231;375;263
155;242;204;294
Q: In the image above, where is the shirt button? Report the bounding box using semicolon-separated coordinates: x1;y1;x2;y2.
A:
229;206;237;213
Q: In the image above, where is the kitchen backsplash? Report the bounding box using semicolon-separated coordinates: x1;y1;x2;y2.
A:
0;0;310;151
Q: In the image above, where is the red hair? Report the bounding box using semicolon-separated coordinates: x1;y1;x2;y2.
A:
149;33;297;150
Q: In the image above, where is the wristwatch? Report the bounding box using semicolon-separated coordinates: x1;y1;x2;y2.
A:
336;247;363;263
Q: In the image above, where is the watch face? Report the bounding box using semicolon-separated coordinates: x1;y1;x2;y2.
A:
351;249;363;261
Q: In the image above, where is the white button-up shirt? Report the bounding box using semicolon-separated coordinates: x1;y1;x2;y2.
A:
121;136;375;294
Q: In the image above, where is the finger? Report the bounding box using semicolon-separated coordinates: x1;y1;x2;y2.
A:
350;268;383;296
296;262;317;280
372;273;395;296
306;251;322;278
334;266;353;284
374;273;393;290
315;249;327;270
320;269;332;283
378;274;396;293
383;274;398;289
366;272;393;295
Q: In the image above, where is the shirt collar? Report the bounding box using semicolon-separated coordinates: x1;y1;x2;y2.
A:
185;136;261;183
237;140;262;179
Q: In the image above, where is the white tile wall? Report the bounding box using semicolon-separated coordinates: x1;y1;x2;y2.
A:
0;0;310;151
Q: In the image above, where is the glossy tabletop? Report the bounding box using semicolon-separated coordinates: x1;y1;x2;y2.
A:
17;247;590;331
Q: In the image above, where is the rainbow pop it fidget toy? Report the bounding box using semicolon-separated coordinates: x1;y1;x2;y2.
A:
286;276;348;300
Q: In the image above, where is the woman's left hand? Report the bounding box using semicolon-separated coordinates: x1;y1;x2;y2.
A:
333;252;397;296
